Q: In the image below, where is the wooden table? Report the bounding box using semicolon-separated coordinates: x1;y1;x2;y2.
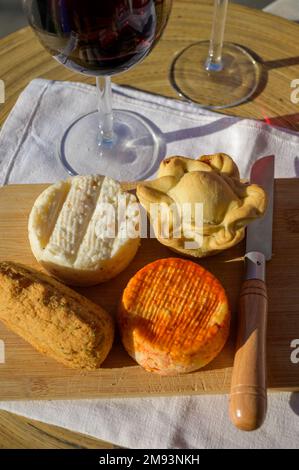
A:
1;0;299;449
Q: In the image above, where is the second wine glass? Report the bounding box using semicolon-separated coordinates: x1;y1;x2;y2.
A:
170;0;260;109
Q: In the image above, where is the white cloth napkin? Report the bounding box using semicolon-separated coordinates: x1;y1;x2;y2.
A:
264;0;299;22
0;78;299;449
1;79;299;185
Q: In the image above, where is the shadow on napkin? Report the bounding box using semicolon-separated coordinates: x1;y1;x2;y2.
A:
289;393;299;416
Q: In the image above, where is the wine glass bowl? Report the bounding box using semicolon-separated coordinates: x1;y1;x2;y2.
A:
24;0;171;77
23;0;172;180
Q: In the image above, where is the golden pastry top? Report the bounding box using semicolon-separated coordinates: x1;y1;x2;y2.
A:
137;153;267;258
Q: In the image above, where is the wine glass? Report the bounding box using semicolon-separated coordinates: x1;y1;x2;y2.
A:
170;0;260;109
23;0;172;181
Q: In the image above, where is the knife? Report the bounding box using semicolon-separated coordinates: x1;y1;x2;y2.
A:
229;155;274;431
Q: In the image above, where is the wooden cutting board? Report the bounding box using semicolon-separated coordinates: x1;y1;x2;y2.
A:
0;181;298;400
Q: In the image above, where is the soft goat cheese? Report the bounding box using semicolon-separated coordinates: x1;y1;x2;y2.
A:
28;175;140;286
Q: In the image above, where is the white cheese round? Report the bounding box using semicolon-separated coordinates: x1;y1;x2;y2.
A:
28;175;140;286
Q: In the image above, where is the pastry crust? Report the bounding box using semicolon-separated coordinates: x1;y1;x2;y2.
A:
118;258;230;375
0;262;114;370
137;154;267;258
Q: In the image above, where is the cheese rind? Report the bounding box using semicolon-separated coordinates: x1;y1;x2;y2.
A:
118;258;230;375
28;175;140;286
0;261;114;370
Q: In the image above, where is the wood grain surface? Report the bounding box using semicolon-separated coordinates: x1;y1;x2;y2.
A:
0;411;118;449
0;183;240;399
0;180;299;399
1;0;299;449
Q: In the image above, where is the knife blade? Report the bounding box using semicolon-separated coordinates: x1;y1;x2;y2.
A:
229;155;275;431
246;155;274;268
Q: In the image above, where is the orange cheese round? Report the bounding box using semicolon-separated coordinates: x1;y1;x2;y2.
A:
118;258;230;375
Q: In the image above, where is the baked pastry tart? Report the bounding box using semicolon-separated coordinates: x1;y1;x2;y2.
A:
137;154;267;258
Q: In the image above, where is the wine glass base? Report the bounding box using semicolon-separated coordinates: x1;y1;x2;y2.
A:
170;41;261;109
59;110;165;181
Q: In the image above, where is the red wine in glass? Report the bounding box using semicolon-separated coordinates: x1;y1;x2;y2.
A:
27;0;169;75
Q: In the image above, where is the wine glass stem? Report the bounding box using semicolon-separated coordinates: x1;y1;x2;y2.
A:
96;76;114;144
205;0;228;72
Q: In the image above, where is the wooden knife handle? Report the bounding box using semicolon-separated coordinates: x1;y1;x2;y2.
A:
229;279;268;431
